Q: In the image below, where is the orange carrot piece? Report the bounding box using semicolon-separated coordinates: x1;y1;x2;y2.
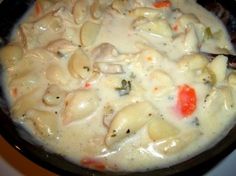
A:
153;0;171;8
35;0;42;16
81;158;106;171
84;82;91;88
177;84;197;117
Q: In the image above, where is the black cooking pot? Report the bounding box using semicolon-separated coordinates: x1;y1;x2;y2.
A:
0;0;236;175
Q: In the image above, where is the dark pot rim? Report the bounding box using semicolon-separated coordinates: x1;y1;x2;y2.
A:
0;0;236;175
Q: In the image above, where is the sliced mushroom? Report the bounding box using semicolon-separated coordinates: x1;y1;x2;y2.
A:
43;85;66;106
91;43;119;61
46;39;78;57
148;118;180;141
63;90;99;124
68;48;92;79
80;21;101;46
105;101;158;147
72;0;89;24
90;0;103;19
0;45;23;69
95;63;124;74
25;109;58;138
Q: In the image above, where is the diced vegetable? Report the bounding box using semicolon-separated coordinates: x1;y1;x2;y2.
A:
198;67;216;85
35;0;42;16
148;118;179;141
73;0;88;24
80;21;101;46
0;45;23;68
207;55;228;84
204;27;213;40
178;54;209;70
156;129;201;155
81;158;105;171
153;0;171;8
228;72;236;87
177;85;197;117
115;79;131;96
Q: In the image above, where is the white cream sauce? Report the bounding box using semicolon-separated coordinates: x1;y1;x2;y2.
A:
1;0;236;172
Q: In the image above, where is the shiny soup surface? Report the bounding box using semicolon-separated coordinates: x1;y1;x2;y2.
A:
1;0;236;172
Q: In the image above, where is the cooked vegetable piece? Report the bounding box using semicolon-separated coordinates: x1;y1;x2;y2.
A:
46;64;69;85
207;55;228;84
80;21;101;46
0;45;23;68
9;70;40;98
11;88;42;119
197;67;216;85
148;118;180;141
177;85;197;117
204;27;213;40
149;69;173;96
156;129;201;155
228;72;236;87
90;0;103;19
178;54;209;70
153;0;171;8
81;157;106;171
73;0;88;24
115;79;131;96
46;39;77;56
91;43;119;61
96;63;124;74
220;86;234;110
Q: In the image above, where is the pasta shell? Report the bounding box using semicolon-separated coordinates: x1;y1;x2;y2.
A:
63;90;99;124
105;101;158;146
68;49;92;79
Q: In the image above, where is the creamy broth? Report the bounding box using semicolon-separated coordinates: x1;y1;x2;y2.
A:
1;0;236;172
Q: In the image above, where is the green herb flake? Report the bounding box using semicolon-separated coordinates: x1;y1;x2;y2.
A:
115;79;132;96
204;27;213;40
83;66;90;72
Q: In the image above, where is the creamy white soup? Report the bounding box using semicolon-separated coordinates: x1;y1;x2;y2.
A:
1;0;236;172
